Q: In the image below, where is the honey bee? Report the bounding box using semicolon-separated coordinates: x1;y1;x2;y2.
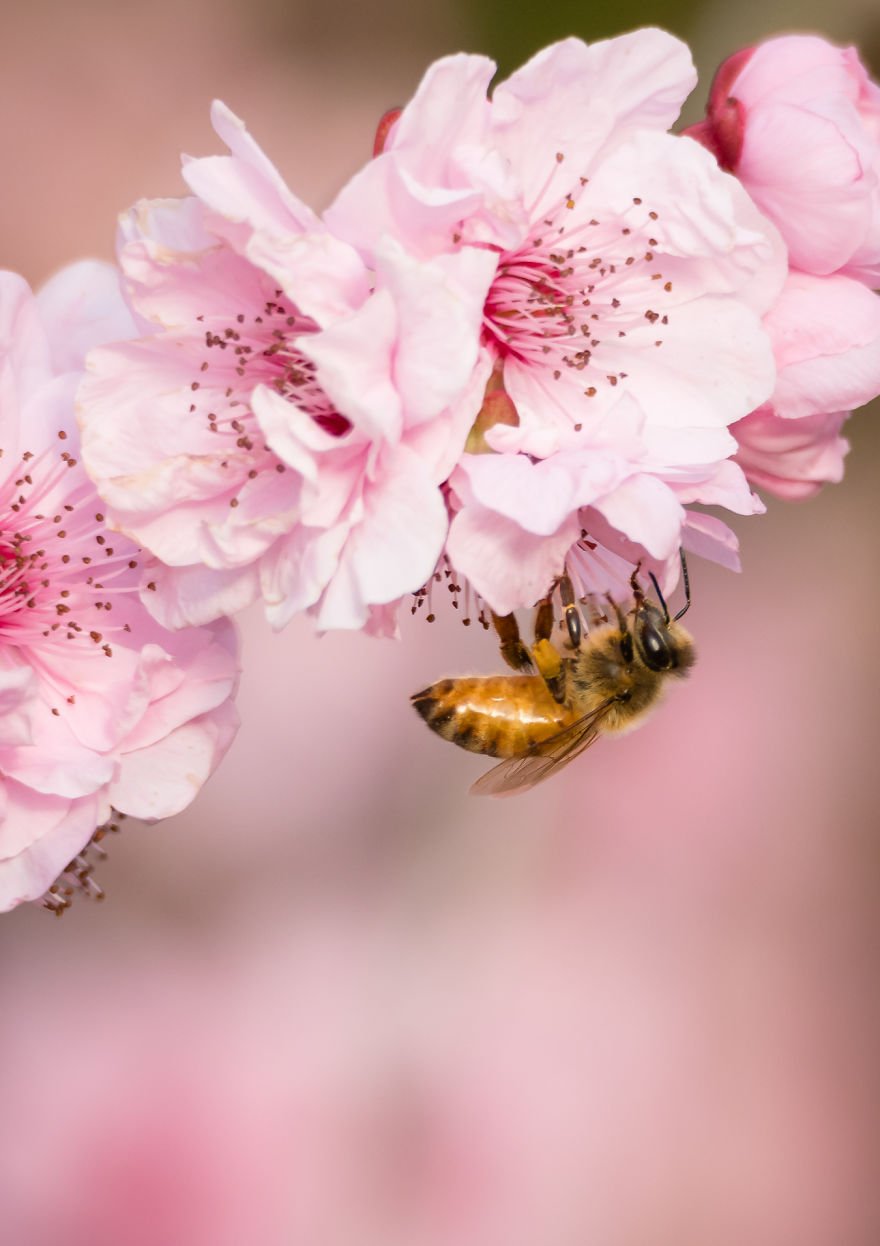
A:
411;560;695;796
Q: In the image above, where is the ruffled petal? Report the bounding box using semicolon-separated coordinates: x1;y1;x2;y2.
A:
447;500;580;616
492;31;696;196
767;272;880;417
183;100;320;238
37;260;137;374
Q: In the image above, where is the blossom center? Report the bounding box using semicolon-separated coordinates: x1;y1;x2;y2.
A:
190;288;351;507
481;159;673;414
0;435;139;662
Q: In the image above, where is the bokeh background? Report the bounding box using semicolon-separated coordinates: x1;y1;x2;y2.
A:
2;2;879;1243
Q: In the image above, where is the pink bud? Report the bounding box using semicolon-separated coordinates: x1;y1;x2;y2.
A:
685;46;754;170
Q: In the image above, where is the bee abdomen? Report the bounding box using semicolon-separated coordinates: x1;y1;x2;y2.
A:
411;676;570;759
411;681;497;755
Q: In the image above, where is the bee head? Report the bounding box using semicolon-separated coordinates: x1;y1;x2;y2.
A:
633;602;695;675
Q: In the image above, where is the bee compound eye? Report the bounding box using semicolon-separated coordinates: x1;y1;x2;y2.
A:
639;619;674;671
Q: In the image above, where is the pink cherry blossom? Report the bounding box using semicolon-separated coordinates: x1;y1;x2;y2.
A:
688;35;880;283
327;32;785;613
78;103;494;632
0;263;239;913
730;270;880;499
446;399;761;613
731;409;849;502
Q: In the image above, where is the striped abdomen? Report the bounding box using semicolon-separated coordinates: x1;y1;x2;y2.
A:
411;675;575;758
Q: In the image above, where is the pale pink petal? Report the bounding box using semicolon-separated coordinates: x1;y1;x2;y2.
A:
251;384;350;480
261;524;349;630
314;446;448;629
0;791;99;912
109;702;239;821
492;32;696;199
118;197;272;328
26;642;145;755
739;104;869;274
681;511;741;571
142;562;260;629
389;54;497;158
586;131;786;315
182;101;319;238
670;459;764;516
0;271;52;419
375;239;496;425
733;408;849;500
640;423;738;468
244;231;371;327
325;55;501;257
363;602;402;639
766;272;880;417
455;449;628;537
733;35;858;106
447;503;581;617
591;474;685;561
37;260;137;374
0;666;38;748
299;290;402;444
408;350;494;483
115;623;239;755
0;736;115;803
612;297;776;432
80;336;296;571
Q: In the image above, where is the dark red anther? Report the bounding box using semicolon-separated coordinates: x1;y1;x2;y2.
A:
313;412;353;437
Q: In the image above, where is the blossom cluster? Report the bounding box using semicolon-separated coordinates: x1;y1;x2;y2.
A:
3;28;880;910
78;29;880;630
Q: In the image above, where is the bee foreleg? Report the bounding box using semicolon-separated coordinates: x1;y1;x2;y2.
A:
492;611;533;672
584;594;609;627
605;594;635;664
605;594;629;634
629;561;645;602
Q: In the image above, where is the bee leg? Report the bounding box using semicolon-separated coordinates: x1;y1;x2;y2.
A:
605;594;629;633
629;562;646;606
584;594;609;627
492;611;533;672
530;636;567;704
534;595;554;645
558;573;583;650
606;594;635;664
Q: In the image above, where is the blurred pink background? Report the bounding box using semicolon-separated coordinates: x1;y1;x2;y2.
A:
1;2;879;1242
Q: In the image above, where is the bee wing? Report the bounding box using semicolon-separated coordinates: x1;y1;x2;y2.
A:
469;697;618;798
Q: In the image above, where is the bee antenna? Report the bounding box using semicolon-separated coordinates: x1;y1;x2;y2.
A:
649;550;692;625
673;548;691;621
648;572;670;625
